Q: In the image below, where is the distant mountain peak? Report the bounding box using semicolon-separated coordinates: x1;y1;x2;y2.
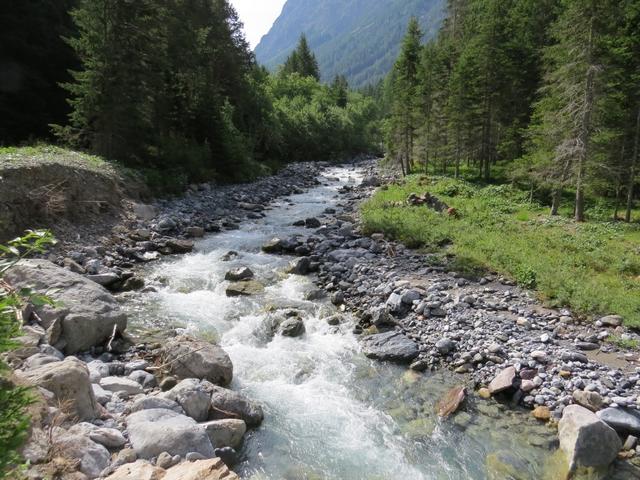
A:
254;0;445;88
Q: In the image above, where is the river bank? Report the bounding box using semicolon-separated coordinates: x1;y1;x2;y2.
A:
5;159;640;479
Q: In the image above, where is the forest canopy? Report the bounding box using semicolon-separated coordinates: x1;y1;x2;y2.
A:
383;0;640;222
1;0;379;190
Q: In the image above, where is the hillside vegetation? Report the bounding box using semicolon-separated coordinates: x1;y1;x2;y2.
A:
255;0;445;88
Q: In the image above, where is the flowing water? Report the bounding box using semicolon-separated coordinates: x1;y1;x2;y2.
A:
125;166;562;480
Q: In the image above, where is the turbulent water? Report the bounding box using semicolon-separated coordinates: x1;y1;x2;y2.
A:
125;166;560;480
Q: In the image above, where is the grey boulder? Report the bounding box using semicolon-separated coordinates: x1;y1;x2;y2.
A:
55;433;110;479
559;405;621;473
126;408;214;459
5;259;127;354
209;386;264;427
162;336;233;386
360;331;419;363
163;379;212;422
19;357;98;420
597;407;640;435
200;419;247;449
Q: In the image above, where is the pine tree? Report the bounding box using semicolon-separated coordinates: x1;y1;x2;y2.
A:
387;17;423;175
281;34;320;80
528;0;621;220
331;75;349;108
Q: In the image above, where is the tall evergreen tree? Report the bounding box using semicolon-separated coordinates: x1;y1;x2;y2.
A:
387;17;423;175
282;34;320;81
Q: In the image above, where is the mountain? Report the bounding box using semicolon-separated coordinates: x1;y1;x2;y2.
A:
254;0;445;88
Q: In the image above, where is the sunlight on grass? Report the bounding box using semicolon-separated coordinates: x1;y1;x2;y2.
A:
361;175;640;327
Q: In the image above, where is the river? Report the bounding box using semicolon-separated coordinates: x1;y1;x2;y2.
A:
125;165;560;479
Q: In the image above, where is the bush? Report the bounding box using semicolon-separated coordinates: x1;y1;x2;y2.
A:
0;230;55;478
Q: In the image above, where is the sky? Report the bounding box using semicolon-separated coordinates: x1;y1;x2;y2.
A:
230;0;287;49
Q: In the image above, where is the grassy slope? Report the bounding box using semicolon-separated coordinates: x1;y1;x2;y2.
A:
0;145;124;177
361;175;640;327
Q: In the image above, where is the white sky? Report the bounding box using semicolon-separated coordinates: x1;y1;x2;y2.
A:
230;0;287;49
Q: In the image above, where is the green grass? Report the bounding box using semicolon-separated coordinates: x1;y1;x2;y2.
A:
607;335;640;350
361;175;640;327
0;144;128;178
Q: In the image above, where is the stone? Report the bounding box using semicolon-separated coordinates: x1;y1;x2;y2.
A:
478;388;491;399
600;315;624;327
304;217;321;228
279;317;305;337
201;419;247;449
572;390;604;412
520;380;535;393
55;433;111;479
261;238;284;253
435;338;456;355
209;386;264;427
128;370;157;389
156;452;176;469
126;408;214;459
597;407;640;435
369;307;394;327
23;353;61;370
162;458;239;480
225;280;265;297
561;351;589;364
133;203;157;221
87;272;120;287
19;357;98;420
104;460;165;480
162;336;233;386
92;383;112;405
624;435;638;451
166;239;194;254
532;406;551;421
89;428;126;449
437;386;466;417
360;331;419;363
288;257;311;275
488;366;517;395
559;405;621;472
130;396;184;414
100;376;144;395
401;290;421;304
214;446;238;467
5;259;127;354
224;267;254;282
164;379;212;422
186;226;205;238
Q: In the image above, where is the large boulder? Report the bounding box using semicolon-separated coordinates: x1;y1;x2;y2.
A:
126;408;214;459
558;405;621;473
209;386;264;427
597;407;640;435
162;458;239;480
163;379;212;422
360;331;419;363
19;357;98;420
201;419;246;449
5;259;127;354
55;434;111;479
162;336;233;386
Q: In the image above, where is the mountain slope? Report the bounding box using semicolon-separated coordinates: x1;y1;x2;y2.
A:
254;0;445;88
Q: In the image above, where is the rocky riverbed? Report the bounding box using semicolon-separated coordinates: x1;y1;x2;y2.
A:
6;158;640;479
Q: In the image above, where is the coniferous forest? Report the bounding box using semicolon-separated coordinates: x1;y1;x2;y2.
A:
384;0;640;222
1;0;379;190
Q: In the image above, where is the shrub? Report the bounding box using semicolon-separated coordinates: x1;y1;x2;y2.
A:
0;230;55;478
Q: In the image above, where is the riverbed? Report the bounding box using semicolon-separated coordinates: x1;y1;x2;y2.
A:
124;165;560;479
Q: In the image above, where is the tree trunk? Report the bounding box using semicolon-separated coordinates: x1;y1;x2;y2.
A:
575;20;596;223
551;189;561;215
625;105;640;222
